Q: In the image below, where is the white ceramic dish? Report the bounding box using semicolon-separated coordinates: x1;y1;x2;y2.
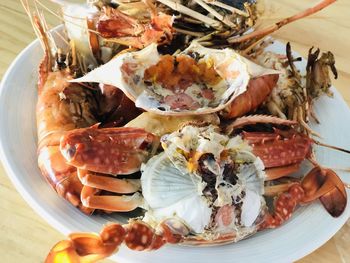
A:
1;27;350;263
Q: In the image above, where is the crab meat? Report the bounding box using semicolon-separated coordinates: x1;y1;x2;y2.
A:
141;125;266;240
71;42;278;115
125;112;220;137
141;152;212;233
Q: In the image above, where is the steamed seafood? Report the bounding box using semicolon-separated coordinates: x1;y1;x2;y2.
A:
30;6;100;212
23;1;144;213
17;0;350;262
46;120;347;261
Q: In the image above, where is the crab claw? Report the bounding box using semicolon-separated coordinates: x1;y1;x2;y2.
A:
45;220;184;263
45;224;125;263
301;167;347;217
60;126;159;175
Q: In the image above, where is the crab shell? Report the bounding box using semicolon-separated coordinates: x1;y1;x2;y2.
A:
125;112;220;137
140;125;266;244
71;42;278;115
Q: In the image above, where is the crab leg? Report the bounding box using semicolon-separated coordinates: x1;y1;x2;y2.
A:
228;0;337;44
59;126;158;211
77;169;142;211
225;114;297;134
191;0;236;28
156;0;222;29
204;0;249;17
264;183;296;196
260;184;305;229
78;169;140;194
265;164;301;180
45;220;185;263
261;166;347;230
173;27;205;37
80;184;143;212
46;224;126;263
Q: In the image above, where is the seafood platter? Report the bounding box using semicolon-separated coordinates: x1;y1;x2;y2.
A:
1;0;350;262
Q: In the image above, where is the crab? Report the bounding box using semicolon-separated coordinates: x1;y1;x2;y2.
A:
46;116;347;262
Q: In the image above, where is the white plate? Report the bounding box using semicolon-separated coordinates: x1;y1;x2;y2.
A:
1;27;350;263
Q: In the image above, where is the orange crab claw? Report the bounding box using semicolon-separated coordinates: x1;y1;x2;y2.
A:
59;127;159;212
45;220;184;263
301;166;347;217
45;224;125;263
260;167;347;230
60;126;159;175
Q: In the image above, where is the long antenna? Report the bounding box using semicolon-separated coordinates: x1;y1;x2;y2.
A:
34;0;101;36
314;140;350;155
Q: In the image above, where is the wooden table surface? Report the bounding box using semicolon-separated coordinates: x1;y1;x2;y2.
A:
1;0;350;262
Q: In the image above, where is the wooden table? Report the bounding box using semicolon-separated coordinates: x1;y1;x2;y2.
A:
0;0;349;262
